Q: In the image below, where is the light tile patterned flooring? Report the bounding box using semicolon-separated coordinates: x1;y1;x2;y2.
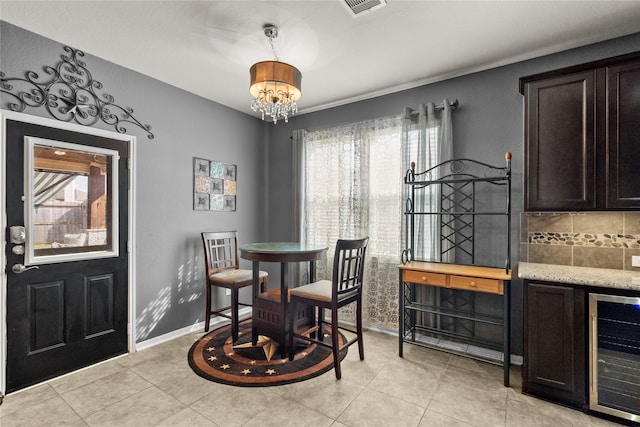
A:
0;329;622;426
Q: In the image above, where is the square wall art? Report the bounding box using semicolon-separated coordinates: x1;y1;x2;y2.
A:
194;157;237;211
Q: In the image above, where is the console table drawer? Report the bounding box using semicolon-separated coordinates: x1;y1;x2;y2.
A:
403;270;447;287
450;275;503;295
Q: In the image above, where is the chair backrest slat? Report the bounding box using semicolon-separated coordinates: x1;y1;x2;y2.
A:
202;231;240;275
333;237;369;297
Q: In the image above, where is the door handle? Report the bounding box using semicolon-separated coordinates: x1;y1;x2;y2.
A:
11;264;39;274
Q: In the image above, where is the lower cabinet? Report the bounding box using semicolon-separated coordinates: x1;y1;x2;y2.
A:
523;281;586;408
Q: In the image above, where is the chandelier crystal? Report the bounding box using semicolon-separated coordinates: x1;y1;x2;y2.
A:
249;25;302;124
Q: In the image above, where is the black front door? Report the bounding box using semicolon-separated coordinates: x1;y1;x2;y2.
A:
4;118;129;393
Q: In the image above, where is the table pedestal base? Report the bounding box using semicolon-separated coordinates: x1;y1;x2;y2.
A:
252;290;314;357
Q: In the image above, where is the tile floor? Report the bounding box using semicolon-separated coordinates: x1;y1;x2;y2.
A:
0;329;623;427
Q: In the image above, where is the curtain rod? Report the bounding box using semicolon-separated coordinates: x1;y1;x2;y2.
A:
408;99;459;117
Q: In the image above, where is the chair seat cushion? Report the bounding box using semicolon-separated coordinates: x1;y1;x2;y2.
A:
289;280;358;303
209;268;267;285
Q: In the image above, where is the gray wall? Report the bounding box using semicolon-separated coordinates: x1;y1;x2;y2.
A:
4;18;640;356
1;21;270;343
266;32;640;356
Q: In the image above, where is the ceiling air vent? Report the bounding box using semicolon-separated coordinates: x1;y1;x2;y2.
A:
342;0;387;17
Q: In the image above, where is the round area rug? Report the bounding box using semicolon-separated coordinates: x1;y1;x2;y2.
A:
188;321;348;387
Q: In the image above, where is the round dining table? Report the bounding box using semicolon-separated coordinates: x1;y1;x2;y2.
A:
239;242;328;355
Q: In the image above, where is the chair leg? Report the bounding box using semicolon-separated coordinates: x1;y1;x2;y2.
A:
318;306;325;342
288;299;296;361
357;298;364;361
231;288;239;342
204;283;211;332
331;307;341;380
252;325;258;346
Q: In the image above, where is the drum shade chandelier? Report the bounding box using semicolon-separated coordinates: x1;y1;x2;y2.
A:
250;25;302;124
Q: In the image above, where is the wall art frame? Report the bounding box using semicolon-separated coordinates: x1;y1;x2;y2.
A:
193;157;237;211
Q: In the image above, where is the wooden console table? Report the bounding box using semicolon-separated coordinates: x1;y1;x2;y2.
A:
399;261;512;386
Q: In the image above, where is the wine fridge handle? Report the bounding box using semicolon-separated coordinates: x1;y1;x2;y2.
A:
590;312;598;396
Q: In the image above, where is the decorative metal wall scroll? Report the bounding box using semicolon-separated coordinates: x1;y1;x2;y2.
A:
194;158;237;211
0;46;154;139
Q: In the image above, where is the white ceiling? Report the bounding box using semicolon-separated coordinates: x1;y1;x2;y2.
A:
2;1;640;119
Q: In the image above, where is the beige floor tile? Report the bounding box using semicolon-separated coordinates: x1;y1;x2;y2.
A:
155;370;224;406
428;374;508;427
243;396;335;427
0;383;59;418
117;341;180;368
367;360;444;407
0;395;86;426
283;371;365;419
155;406;220;427
448;354;504;377
336;353;387;386
396;342;453;370
419;409;476;427
60;367;153;417
49;357;126;395
189;383;282;427
167;330;207;351
439;364;507;394
83;386;185;427
337;388;425;427
126;348;193;385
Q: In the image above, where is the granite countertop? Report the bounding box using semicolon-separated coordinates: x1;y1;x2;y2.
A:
518;262;640;291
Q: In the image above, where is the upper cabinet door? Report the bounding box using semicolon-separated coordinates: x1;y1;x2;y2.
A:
607;59;640;209
524;71;597;211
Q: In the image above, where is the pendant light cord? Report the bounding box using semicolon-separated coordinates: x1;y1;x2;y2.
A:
265;25;281;62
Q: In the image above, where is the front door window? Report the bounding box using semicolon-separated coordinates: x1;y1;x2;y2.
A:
24;136;119;265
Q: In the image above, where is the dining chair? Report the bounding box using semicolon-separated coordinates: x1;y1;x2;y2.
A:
201;231;268;342
287;237;369;379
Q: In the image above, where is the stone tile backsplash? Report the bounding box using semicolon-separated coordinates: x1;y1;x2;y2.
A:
520;212;640;270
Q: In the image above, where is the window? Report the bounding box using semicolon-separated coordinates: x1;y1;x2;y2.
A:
25;137;119;265
302;115;403;327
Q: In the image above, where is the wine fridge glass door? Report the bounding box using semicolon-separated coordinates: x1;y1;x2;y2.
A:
589;293;640;423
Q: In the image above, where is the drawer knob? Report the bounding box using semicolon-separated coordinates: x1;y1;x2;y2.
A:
470;281;476;287
422;276;427;281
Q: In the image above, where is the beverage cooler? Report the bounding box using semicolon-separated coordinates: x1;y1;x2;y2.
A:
589;293;640;422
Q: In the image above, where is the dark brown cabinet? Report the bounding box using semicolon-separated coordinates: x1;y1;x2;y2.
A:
523;281;586;408
607;60;640;208
521;52;640;211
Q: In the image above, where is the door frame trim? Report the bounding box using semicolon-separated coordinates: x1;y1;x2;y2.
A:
0;110;137;396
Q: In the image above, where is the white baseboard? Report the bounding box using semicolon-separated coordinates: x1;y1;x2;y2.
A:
134;307;252;351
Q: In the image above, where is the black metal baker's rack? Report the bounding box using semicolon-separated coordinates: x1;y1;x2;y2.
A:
400;152;512;365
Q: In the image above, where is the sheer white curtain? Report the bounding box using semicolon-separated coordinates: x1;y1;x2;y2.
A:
297;115;403;329
401;100;454;262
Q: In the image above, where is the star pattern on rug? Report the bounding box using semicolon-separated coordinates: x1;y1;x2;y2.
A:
233;335;279;361
189;322;348;387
